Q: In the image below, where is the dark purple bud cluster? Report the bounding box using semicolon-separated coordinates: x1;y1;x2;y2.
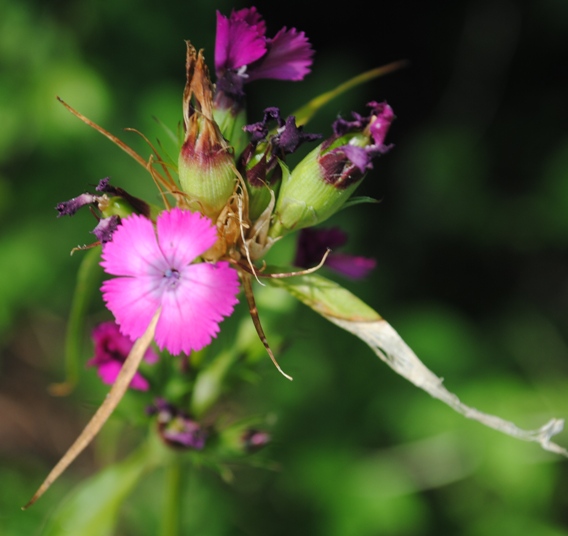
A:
56;178;151;244
148;399;208;450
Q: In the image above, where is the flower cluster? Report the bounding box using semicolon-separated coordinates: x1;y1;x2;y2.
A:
57;6;392;379
21;4;400;511
57;5;392;380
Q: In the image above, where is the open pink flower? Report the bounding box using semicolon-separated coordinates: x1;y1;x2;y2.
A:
100;208;240;355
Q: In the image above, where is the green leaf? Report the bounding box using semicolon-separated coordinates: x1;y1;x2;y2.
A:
341;196;379;210
266;269;380;322
42;440;161;536
268;271;568;457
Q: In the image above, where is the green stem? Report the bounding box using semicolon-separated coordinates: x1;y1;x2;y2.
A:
160;455;183;536
49;246;102;396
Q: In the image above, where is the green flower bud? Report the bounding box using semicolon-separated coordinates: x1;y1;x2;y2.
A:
240;108;321;222
98;196;136;219
213;105;248;158
178;43;236;221
268;102;394;237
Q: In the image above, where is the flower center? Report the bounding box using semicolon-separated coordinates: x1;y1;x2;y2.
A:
163;267;181;289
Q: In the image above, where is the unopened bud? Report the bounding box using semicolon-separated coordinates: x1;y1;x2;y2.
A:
269;102;394;237
178;43;236;221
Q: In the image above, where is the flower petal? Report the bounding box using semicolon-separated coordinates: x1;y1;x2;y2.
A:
156;208;217;268
96;360;150;391
101;275;162;342
215;9;267;72
155;262;240;354
326;253;377;280
248;27;313;81
101;214;166;277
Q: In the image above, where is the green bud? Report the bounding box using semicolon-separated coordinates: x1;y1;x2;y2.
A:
98;196;137;219
178;43;236;221
268;102;394;237
213;105;248;158
268;139;361;237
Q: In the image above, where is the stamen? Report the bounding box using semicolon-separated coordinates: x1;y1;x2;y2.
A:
164;268;181;288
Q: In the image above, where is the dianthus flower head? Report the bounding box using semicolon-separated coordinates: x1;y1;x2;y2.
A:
214;7;313;106
100;208;240;355
88;321;158;391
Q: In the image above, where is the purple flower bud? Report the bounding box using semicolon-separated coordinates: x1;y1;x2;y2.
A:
244;108;321;156
149;399;207;450
241;108;320;219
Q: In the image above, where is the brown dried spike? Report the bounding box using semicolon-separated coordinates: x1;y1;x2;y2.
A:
240;271;293;381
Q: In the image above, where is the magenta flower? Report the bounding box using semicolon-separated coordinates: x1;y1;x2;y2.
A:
100;208;240;355
214;7;313;102
88;321;158;391
294;227;377;280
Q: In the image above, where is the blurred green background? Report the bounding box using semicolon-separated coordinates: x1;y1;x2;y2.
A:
1;0;568;534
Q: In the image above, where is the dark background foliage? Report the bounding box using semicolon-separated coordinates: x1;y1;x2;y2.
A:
1;0;568;534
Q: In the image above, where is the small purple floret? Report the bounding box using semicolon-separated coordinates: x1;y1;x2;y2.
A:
278;115;321;154
294;227;376;280
95;177;112;192
150;399;207;450
242;108;320;187
244;107;320;155
320;102;395;189
92;215;120;244
369;102;395;147
88;321;158;391
243;107;282;143
56;193;97;217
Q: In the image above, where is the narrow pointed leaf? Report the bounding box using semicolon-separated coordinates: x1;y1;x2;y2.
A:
50;247;102;396
268;271;568;456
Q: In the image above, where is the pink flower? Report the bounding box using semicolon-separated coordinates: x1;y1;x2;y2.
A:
100;208;240;355
88;321;158;391
214;7;313;102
